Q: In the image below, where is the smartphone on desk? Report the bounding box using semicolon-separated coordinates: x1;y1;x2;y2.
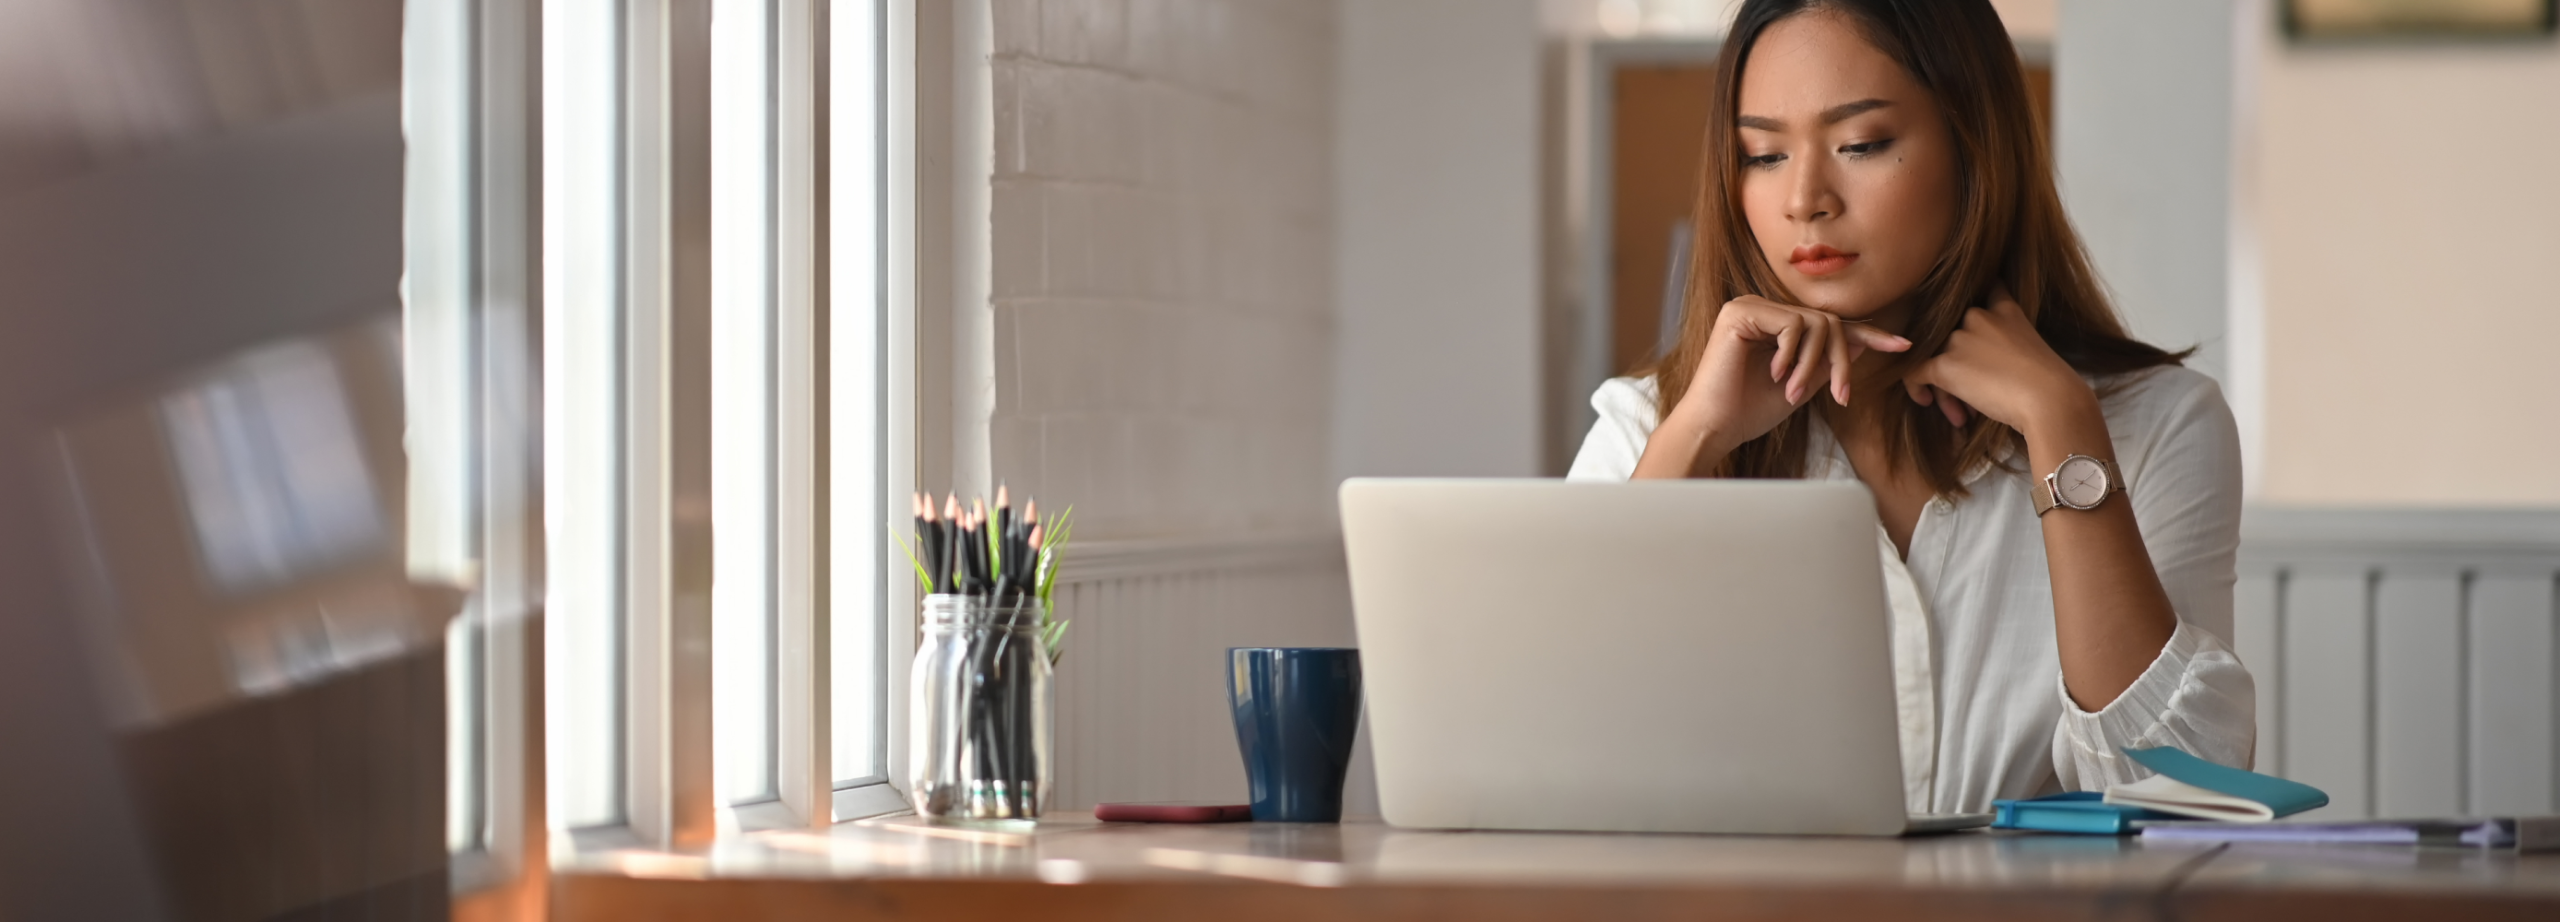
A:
1094;802;1253;823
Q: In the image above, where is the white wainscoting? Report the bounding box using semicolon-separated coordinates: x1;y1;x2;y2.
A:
2234;509;2560;819
1046;532;1373;814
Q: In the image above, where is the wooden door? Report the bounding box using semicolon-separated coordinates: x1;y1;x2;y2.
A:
1610;64;1717;378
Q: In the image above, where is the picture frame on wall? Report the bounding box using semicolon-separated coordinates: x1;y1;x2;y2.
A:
2284;0;2557;40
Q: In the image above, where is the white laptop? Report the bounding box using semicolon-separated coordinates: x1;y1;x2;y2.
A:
1338;478;1989;836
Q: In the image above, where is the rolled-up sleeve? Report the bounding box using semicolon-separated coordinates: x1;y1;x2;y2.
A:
2052;620;2258;789
2050;368;2257;789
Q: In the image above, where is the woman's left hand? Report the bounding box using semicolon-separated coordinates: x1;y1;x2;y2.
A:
1899;286;2097;436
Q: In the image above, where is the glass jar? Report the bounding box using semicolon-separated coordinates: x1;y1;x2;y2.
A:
908;594;1053;820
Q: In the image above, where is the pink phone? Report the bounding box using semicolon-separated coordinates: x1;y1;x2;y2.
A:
1094;802;1253;823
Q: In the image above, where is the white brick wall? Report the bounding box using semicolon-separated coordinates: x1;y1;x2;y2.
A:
974;0;1378;815
987;0;1338;541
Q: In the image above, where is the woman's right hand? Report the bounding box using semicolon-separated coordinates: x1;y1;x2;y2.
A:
1632;296;1910;478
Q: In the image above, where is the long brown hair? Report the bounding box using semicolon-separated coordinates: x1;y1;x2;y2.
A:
1651;0;2185;496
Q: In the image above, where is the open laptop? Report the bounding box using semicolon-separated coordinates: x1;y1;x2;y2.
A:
1338;478;1989;836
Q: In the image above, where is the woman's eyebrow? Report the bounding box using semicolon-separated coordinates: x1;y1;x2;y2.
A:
1735;98;1894;132
1821;98;1892;123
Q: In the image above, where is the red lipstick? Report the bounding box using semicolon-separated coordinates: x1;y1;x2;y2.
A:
1789;244;1857;277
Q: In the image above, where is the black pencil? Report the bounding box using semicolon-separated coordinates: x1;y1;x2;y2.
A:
953;507;968;597
936;501;952;595
976;508;992;597
973;498;991;596
947;496;961;589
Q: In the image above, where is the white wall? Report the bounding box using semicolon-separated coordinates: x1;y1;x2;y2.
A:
2054;1;2560;508
2054;0;2236;383
2249;29;2560;508
982;0;1558;818
985;0;1340;538
1333;0;1545;480
980;0;1374;814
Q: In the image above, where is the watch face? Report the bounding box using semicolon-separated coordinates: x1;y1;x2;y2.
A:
2057;456;2111;508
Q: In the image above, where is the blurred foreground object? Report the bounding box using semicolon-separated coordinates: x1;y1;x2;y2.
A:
49;321;448;725
0;2;421;913
42;319;459;920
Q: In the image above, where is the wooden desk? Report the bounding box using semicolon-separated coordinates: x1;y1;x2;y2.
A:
553;815;2560;921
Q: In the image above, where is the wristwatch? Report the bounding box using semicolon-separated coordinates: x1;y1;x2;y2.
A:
2034;454;2124;517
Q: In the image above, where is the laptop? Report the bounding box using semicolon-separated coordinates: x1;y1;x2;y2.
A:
1338;478;1989;836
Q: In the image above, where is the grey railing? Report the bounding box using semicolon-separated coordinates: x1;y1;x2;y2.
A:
2235;508;2560;819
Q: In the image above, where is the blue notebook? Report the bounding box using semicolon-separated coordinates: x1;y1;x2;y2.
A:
2104;746;2328;822
1991;792;2174;835
1992;747;2330;834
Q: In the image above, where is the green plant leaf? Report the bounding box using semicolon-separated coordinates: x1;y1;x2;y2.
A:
1033;505;1072;605
1035;546;1059;604
988;513;1004;583
1050;505;1075;547
1042;618;1071;666
892;527;933;594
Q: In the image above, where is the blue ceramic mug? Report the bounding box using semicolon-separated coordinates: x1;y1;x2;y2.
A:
1227;647;1362;823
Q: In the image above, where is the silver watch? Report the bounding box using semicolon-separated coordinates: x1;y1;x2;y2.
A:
2034;454;2123;516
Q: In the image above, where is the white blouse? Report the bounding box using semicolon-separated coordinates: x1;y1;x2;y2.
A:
1565;366;2257;814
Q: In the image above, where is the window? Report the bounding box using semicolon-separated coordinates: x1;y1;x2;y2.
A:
414;0;904;871
542;0;647;838
826;0;900;817
710;0;879;826
405;0;539;889
708;0;906;828
710;0;787;812
708;0;899;827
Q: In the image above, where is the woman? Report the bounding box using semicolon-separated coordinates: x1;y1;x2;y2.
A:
1567;0;2254;814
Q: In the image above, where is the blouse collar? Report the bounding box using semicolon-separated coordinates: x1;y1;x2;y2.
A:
1802;412;2015;490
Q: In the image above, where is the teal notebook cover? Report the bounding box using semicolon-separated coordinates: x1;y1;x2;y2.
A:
1992;792;2171;835
2121;746;2329;818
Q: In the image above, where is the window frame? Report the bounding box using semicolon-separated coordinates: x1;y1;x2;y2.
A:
701;0;916;830
419;0;922;873
405;0;543;895
701;0;919;828
710;0;846;831
541;0;694;850
837;0;936;822
825;0;911;819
